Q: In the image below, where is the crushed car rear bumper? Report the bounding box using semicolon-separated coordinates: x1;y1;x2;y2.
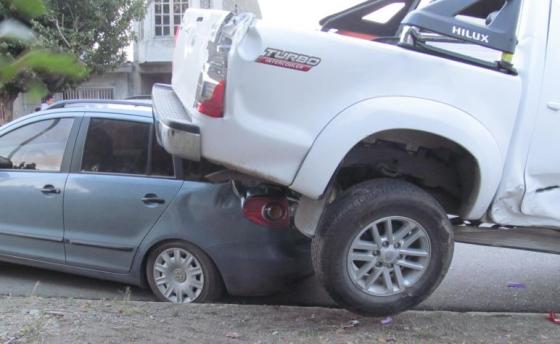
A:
152;83;201;161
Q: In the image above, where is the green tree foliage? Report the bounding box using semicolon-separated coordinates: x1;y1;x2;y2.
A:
0;0;145;123
34;0;145;74
1;0;84;122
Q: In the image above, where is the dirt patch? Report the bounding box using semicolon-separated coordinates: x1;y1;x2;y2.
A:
0;297;558;343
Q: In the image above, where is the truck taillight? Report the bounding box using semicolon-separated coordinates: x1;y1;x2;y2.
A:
195;12;254;118
243;196;290;229
197;80;226;118
195;15;233;118
174;26;181;45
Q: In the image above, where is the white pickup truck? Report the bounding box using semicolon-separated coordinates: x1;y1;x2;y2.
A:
152;0;560;315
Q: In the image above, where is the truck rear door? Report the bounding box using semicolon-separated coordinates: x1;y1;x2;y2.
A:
521;1;560;222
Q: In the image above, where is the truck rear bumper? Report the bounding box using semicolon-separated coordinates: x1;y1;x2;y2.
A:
152;83;201;161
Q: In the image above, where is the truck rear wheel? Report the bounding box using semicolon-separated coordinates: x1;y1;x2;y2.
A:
312;179;454;316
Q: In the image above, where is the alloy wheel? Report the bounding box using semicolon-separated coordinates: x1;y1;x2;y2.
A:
347;216;432;297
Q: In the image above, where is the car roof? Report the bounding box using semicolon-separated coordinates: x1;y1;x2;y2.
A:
4;101;154;129
48;99;152;110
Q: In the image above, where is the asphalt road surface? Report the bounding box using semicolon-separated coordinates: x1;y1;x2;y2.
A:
1;243;559;313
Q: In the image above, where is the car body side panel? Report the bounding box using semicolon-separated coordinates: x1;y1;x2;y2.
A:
64;174;183;273
176;20;522;194
0;108;312;296
131;182;312;295
0;114;82;263
0;251;141;286
0;172;68;263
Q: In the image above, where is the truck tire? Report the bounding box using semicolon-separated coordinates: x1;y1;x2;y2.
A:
312;179;454;316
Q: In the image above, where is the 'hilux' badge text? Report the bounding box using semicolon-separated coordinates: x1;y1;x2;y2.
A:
256;48;322;72
452;26;489;44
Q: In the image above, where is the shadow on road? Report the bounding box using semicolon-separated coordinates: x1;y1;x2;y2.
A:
1;244;559;313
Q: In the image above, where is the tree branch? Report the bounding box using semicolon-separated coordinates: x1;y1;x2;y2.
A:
52;17;71;48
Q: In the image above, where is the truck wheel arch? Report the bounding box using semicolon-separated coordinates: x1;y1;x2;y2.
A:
291;97;502;222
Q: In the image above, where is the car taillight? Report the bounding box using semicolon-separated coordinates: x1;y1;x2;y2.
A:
243;196;290;229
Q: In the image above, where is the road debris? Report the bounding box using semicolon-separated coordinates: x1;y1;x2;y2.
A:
0;297;559;343
381;317;394;325
44;311;65;318
507;282;526;289
26;309;41;317
547;312;560;325
29;281;41;297
343;320;360;329
225;332;241;339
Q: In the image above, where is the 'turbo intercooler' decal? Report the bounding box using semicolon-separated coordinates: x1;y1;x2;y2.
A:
256;48;321;72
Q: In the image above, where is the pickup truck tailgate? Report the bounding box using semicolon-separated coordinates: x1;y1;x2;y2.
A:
152;9;233;161
172;9;232;115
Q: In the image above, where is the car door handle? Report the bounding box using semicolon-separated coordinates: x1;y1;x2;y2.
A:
41;185;61;195
547;101;560;111
141;194;166;205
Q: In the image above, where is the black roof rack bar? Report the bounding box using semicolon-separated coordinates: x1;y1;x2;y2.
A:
48;99;152;110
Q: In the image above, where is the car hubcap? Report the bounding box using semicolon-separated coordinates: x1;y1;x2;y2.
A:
153;248;204;303
347;216;431;296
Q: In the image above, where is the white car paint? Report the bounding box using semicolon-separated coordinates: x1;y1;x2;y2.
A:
167;0;559;228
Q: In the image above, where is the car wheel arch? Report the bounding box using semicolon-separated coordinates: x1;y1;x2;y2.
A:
137;237;222;289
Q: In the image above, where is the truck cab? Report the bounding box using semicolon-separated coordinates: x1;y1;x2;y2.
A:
152;0;559;315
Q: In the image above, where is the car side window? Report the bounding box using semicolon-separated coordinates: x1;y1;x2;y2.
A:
150;139;175;177
0;118;74;172
81;118;150;175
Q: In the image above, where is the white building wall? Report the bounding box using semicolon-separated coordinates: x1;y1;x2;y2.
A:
135;0;260;64
136;0;219;64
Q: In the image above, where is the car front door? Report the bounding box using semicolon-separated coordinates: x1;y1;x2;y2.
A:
64;114;183;273
521;2;560;222
0;115;79;262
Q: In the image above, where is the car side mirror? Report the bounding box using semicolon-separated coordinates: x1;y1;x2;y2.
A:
0;156;13;169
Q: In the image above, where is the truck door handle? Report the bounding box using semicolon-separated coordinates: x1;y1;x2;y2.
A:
142;194;166;205
547;101;560;111
41;184;61;195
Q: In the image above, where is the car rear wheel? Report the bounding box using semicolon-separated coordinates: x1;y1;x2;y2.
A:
146;241;224;303
312;179;454;316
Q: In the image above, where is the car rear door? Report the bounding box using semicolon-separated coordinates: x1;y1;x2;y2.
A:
0;114;80;263
63;113;183;273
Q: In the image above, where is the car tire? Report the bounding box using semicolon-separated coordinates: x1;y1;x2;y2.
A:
312;179;454;316
146;241;224;303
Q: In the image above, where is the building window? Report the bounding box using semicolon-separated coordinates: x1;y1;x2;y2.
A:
155;0;189;37
63;88;114;100
200;0;212;8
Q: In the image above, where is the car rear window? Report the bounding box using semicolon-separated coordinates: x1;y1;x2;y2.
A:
82;118;174;177
150;138;175;177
